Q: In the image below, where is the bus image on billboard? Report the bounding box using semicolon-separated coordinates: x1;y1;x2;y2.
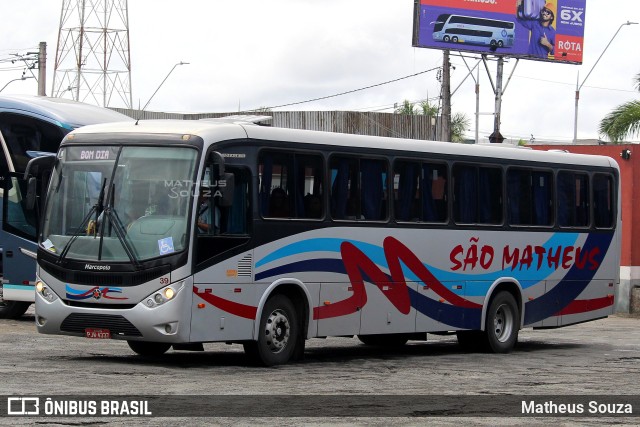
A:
432;14;515;49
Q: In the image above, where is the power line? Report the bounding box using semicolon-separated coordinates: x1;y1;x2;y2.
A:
247;67;441;112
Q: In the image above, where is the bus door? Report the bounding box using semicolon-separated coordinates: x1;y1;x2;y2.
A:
191;164;253;342
1;172;41;302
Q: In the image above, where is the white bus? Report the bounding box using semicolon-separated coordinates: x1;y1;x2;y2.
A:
35;119;620;365
432;14;515;48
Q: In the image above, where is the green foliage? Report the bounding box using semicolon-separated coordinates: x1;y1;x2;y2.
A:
599;73;640;143
419;101;439;117
451;112;470;143
395;100;417;115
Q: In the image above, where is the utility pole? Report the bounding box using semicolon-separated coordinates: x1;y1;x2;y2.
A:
52;0;132;108
489;56;505;144
38;42;47;96
441;50;451;142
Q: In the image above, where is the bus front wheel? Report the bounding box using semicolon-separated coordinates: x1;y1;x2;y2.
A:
485;291;519;353
245;294;298;366
443;35;451;43
127;340;171;357
0;285;30;319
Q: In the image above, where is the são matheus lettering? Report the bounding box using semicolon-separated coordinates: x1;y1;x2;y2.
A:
450;237;601;272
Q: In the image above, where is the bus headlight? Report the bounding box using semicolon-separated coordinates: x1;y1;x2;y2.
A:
144;281;183;309
36;280;58;302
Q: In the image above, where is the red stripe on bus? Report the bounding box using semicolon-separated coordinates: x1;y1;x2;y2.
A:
556;295;614;316
193;287;257;319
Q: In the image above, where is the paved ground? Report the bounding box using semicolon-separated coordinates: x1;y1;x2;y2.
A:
0;308;639;425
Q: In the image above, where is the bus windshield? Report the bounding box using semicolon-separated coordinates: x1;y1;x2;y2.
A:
41;145;198;263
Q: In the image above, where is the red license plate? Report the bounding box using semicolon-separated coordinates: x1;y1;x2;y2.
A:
85;328;111;339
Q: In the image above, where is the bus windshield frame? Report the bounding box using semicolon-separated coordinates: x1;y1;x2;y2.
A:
40;144;199;263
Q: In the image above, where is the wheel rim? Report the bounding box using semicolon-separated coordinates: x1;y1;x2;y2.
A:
264;309;291;354
493;303;514;343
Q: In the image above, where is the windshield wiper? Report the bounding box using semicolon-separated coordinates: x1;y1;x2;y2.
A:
97;184;142;269
56;178;107;264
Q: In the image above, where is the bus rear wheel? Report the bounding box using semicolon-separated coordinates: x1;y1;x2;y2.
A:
245;294;298;366
127;340;171;357
485;291;519;353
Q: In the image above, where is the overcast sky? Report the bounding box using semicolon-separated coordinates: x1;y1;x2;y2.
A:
1;0;639;143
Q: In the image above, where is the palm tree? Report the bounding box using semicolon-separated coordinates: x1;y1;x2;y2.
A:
395;99;417;115
451;112;470;143
599;73;640;143
419;100;439;118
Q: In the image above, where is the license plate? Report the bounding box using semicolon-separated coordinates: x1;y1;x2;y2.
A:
85;328;111;339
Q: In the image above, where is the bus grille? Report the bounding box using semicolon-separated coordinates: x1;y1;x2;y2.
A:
40;260;171;287
237;253;252;277
60;313;142;337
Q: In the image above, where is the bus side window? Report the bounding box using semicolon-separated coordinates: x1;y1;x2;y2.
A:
259;151;324;220
422;163;447;222
593;173;614;228
196;167;250;265
454;164;502;225
558;171;589;228
394;161;421;222
360;159;387;221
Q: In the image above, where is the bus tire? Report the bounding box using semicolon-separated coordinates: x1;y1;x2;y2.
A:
443;35;451;43
249;294;298;366
0;299;30;319
451;36;459;43
127;340;171;357
358;334;409;347
485;291;519;353
498;40;504;48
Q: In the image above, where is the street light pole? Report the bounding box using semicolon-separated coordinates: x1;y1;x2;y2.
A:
0;76;35;93
140;61;189;114
573;21;638;143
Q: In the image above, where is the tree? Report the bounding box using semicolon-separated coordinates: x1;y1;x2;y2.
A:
419;100;439;118
599;73;640;143
451;112;470;143
395;99;417;115
395;99;469;142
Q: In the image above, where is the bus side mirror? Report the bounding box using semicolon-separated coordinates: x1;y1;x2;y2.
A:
217;172;235;208
26;177;37;211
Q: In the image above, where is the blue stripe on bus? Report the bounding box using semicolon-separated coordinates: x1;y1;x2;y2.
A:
3;284;35;290
523;232;614;325
255;258;347;281
408;288;482;329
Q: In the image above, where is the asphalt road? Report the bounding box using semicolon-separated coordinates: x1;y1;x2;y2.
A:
1;308;639;425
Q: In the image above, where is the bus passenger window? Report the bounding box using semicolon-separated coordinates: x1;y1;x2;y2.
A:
393;161;447;223
507;169;552;227
557;171;589;228
422;163;447;222
258;151;324;220
593;174;614;228
454;164;502;225
330;156;387;221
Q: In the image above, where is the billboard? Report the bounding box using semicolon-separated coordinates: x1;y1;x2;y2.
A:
412;0;586;64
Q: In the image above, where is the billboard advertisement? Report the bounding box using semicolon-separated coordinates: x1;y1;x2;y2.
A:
412;0;586;64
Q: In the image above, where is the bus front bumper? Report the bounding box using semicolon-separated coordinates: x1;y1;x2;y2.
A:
34;282;192;344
